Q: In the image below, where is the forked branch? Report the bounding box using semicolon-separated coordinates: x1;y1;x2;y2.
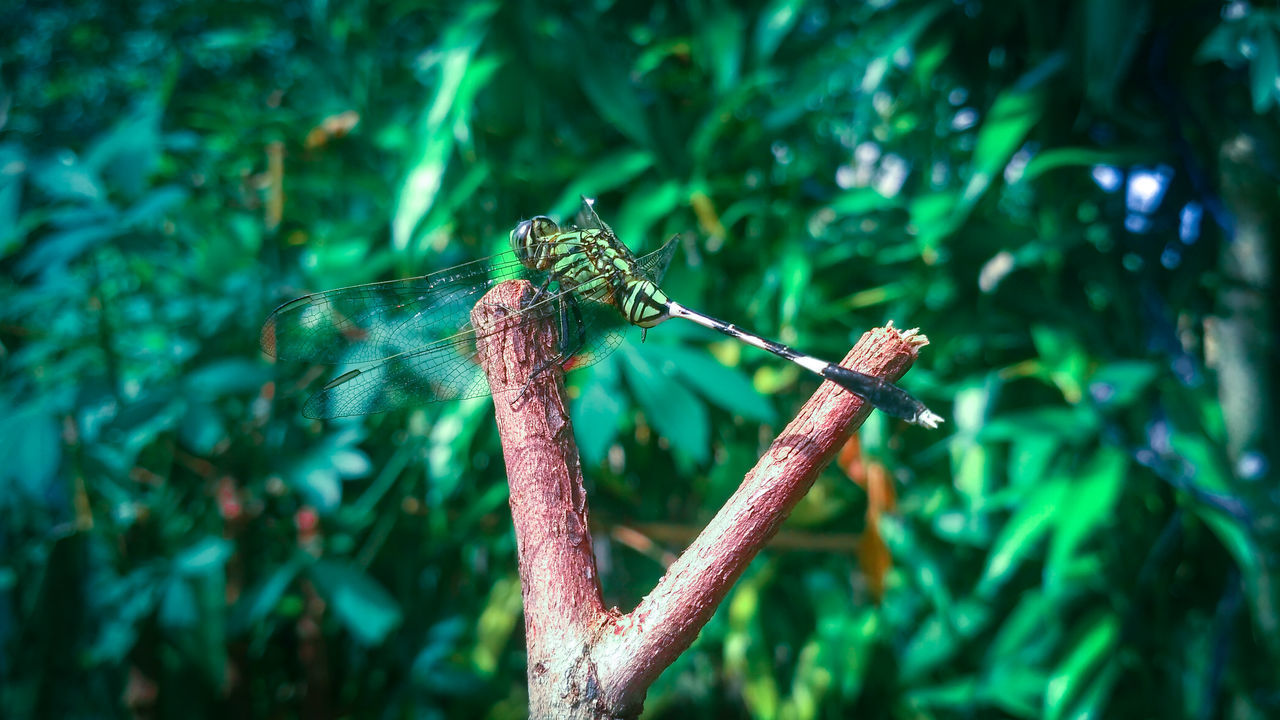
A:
472;280;930;719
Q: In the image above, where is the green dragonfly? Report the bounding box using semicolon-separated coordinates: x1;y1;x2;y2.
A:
262;198;942;428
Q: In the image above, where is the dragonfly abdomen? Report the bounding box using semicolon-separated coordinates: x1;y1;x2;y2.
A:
619;277;670;328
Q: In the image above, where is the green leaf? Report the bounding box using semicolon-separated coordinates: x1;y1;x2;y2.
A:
231;561;303;631
1022;147;1149;182
967;89;1042;199
0;406;62;501
288;461;342;513
1046;448;1126;590
552;148;655;215
1196;19;1243;65
1199;510;1269;624
573;35;653;147
978;664;1048;717
977;478;1069;597
393;131;453;253
900;611;965;681
412;618;483;694
0;143;24;257
981;406;1101;444
1009;433;1060;488
427;396;489;503
185;358;270;399
1168;429;1231;494
331;448;372;478
30;157;104;202
827;188;903;217
623;343;710;463
180;401;226;454
1249;25;1280;112
1082;0;1150;111
87;565;161;663
308;560;403;646
1030;324;1089;403
472;576;522;675
1065;656;1121;719
412;616;467;677
903;677;980;710
649;342;776;422
572;358;625;465
1086;360;1158;408
174;537;233;576
160;577;199;628
84;100;164;196
416;160;491;240
122;185;190;227
929;63;1054;249
753;0;805;61
391;2;499;251
909;190;960;240
1045;614;1119;720
988;590;1060;662
613;179;685;247
695;3;744;94
778;243;811;328
113;395;186;460
15;223;120;277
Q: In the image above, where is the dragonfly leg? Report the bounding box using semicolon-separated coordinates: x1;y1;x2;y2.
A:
529;275;556;303
481;277;558;319
512;295;586;405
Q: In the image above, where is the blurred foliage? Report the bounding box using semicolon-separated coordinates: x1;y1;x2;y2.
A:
2;0;1278;718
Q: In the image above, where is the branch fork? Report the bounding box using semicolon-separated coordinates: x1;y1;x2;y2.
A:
472;280;930;719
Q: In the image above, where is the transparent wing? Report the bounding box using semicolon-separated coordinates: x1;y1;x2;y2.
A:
574;195;612;234
262;233;610;366
261;252;527;366
294;239;679;417
559;299;630;373
640;235;680;284
301;336;493;418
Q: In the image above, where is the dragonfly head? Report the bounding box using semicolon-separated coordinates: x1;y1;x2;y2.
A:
510;215;560;267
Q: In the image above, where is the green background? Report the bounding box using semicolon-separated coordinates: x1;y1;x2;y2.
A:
3;0;1277;717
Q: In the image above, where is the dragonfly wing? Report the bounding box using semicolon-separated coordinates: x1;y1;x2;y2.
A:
540;273;629;373
560;301;630;373
262;253;529;365
574;196;613;234
302;336;493;418
300;277;610;416
638;235;680;284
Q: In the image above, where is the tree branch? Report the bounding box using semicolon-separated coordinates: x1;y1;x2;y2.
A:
473;279;929;719
592;325;924;715
472;281;607;719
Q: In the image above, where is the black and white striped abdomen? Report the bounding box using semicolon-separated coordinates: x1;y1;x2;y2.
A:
619;277;671;328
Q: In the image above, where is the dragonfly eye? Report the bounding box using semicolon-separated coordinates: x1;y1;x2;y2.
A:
529;216;558;239
511;216;559;256
511;219;533;248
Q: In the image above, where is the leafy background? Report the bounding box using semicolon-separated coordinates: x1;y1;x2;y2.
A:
3;0;1278;718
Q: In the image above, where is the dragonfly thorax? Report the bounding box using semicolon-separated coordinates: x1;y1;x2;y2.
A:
509;214;671;328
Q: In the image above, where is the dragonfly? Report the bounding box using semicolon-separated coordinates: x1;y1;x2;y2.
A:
262;198;942;428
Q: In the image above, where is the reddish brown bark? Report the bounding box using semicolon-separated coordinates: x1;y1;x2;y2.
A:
472;280;930;719
472;282;608;719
